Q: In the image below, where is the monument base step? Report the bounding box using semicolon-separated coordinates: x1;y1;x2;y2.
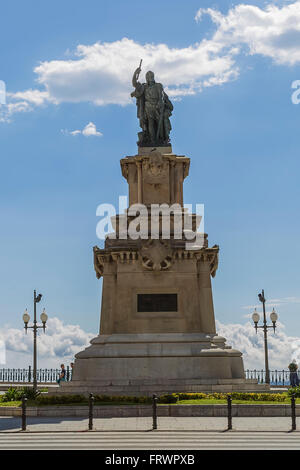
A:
50;379;270;396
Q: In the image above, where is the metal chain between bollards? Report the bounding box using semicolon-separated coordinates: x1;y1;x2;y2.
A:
227;394;232;430
88;393;94;431
291;393;296;431
152;394;158;430
21;396;27;431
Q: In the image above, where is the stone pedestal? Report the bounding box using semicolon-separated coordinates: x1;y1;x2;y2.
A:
94;244;218;336
57;333;269;395
55;146;268;396
120;148;189;206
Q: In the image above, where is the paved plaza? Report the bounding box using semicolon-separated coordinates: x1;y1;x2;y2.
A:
0;416;299;449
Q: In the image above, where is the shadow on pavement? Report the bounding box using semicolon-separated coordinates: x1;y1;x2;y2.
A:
0;417;87;432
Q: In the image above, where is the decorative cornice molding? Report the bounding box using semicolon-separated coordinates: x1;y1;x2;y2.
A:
93;244;219;279
120;153;190;183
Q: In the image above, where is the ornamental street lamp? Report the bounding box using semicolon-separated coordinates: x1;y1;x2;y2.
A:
22;290;48;393
251;289;278;385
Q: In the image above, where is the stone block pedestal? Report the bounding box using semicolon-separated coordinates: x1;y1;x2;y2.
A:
52;146;268;396
53;333;268;396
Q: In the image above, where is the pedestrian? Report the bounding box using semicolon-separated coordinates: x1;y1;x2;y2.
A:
57;364;66;385
288;360;300;387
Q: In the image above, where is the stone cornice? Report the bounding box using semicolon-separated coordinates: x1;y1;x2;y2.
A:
93;245;219;279
120;153;190;181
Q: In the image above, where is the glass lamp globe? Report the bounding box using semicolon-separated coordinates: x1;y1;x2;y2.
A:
270;308;278;323
252;309;260;323
40;309;48;323
23;309;30;324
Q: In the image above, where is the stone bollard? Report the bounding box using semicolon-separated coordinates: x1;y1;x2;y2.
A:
88;393;94;431
227;395;232;430
21;396;27;431
291;393;296;431
152;394;158;430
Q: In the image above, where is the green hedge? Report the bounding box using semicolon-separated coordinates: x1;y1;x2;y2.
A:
35;395;86;405
1;387;40;402
35;394;153;405
157;394;178;404
230;392;286;402
1;390;288;405
159;392;287;403
93;395;152;404
35;394;170;405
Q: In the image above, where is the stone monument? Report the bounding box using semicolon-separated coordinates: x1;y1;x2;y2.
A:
56;64;268;395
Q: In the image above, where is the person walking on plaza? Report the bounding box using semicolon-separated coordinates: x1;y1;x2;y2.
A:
57;364;66;385
288;360;299;387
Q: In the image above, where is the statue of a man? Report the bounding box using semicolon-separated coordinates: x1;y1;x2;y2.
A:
131;65;173;146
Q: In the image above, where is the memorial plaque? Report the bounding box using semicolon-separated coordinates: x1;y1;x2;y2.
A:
137;293;178;312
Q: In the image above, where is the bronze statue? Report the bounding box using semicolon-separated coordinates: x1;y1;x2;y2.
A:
131;61;173;147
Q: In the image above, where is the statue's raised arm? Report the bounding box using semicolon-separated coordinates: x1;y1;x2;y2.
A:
132;59;143;88
132;67;141;88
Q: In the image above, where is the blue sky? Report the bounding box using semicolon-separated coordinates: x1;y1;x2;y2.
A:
1;0;300;367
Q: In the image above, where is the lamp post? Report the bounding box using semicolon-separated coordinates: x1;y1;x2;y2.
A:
251;289;278;385
22;290;48;393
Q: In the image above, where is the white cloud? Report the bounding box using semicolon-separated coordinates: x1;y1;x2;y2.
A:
32;37;237;107
2;1;300;122
0;317;94;367
0;89;53;123
216;319;300;369
69;129;81;136
243;296;300;310
196;1;300;65
0;101;31;123
82;122;102;136
1;315;299;371
8;89;53;106
62;121;103;137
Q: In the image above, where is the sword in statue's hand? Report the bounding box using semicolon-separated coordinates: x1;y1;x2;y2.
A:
136;59;143;80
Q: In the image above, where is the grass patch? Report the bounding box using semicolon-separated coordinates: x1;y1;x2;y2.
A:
0;401;22;407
